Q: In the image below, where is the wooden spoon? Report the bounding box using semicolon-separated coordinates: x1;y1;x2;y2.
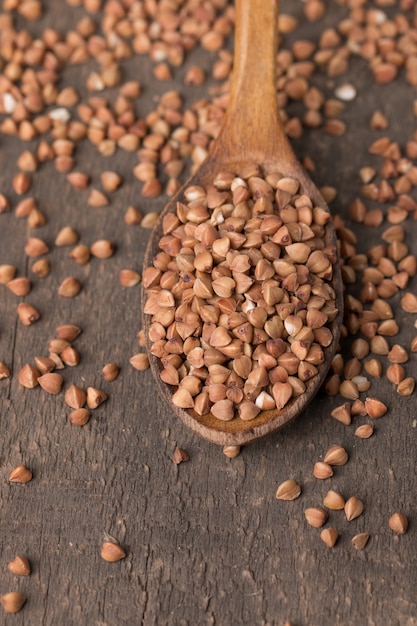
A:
142;0;343;446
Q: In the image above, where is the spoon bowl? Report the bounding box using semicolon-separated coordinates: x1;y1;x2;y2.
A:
142;0;343;446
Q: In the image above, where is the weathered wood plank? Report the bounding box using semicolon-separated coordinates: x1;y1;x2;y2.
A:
1;1;417;625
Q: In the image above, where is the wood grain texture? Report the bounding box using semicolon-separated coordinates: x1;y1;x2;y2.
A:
1;1;417;625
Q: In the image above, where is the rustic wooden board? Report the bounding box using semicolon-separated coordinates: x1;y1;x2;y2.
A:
1;2;417;625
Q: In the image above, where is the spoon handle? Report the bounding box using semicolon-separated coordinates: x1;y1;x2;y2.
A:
213;0;290;164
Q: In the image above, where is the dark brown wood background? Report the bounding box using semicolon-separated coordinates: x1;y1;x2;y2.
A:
1;2;417;625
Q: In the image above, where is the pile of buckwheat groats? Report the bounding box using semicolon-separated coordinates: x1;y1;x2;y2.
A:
144;167;339;422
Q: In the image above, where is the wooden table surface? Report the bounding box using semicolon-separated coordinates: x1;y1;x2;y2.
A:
1;2;417;625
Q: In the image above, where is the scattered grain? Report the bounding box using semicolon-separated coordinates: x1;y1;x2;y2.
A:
8;277;31;296
365;397;387;419
64;384;87;409
119;269;141;287
351;533;370;550
88;189;109;207
388;512;408;535
323;445;348;466
397;377;415;396
90;239;115;258
101;171;122;192
313;461;333;479
7;556;31;577
276;479;302;501
320;528;338;548
323;490;345;510
69;244;91;265
55;227;79;246
69;408;90;426
25;237;49;258
305;507;328;528
0;264;16;284
100;541;126;562
0;592;27;614
17;302;40;325
223;445;241;458
101;363;120;382
330;402;351;425
172;447;190;464
0;362;11;379
130;353;150;371
31;258;51;277
87;387;107;408
345;496;364;521
58;277;81;297
355;424;374;439
141;212;159;229
38;372;63;394
9;464;33;483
